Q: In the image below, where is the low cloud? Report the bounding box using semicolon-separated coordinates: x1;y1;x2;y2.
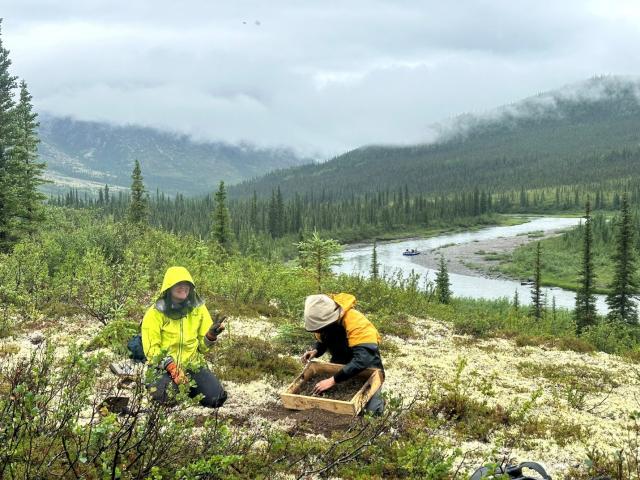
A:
3;0;640;157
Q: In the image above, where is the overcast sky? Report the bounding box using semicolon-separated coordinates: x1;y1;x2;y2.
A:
3;1;640;157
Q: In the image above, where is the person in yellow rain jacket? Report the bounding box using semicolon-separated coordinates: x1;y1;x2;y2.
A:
142;266;227;408
301;293;385;414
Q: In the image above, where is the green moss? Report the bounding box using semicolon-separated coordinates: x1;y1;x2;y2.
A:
514;334;596;353
210;335;300;383
516;361;618;392
0;343;20;357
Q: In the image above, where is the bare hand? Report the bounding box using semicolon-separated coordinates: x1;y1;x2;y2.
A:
312;377;336;395
301;349;317;364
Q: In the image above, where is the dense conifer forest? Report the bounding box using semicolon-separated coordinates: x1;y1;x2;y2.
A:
231;77;640;200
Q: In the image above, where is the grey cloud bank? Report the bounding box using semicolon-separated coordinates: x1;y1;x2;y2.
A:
3;0;640;157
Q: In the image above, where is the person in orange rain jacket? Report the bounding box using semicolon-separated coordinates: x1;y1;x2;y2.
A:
301;293;384;415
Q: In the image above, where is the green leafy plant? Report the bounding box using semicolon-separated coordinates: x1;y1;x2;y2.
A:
86;319;139;356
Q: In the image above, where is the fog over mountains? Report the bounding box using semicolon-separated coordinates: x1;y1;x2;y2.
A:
39;76;640;197
231;76;640;199
38;115;313;195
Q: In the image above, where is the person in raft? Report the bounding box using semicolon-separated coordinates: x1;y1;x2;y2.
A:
301;293;384;414
142;266;227;408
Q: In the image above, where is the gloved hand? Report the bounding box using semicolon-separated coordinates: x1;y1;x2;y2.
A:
165;361;188;385
301;349;317;364
206;312;227;342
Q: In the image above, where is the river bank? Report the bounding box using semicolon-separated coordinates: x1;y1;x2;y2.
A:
337;216;607;311
408;227;569;280
332;213;529;245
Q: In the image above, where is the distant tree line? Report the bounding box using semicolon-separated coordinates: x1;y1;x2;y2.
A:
51;178;640;250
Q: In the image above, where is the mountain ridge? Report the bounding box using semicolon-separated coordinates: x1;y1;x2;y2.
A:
229;75;640;200
38;114;314;195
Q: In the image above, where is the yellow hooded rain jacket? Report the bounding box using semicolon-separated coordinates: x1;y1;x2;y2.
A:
141;266;214;369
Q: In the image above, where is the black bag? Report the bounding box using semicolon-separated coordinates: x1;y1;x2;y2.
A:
127;334;147;363
470;462;551;480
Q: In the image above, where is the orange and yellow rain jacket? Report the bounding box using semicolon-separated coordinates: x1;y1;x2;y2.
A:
313;293;384;382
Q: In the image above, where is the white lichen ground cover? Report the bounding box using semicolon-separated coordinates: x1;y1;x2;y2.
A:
2;314;639;478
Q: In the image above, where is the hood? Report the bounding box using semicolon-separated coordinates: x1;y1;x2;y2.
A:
155;266;203;318
159;266;195;298
331;293;357;314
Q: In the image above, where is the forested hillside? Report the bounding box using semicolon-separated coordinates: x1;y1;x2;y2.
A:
39;114;312;195
231;76;640;200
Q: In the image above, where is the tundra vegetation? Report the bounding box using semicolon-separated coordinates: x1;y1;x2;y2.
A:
1;204;640;478
2;22;640;479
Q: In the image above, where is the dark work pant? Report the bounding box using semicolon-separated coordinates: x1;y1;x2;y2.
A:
365;388;384;415
148;367;227;408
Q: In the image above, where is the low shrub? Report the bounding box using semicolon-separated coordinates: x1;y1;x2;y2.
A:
209;335;300;383
0;343;20;357
0;343;436;479
520;416;589;447
564;417;640;480
424;358;513;441
517;361;616;412
427;395;512;442
623;347;640;363
371;312;418;340
581;320;640;355
86;319;139;356
514;334;548;348
515;334;596;353
554;335;597;353
274;321;310;355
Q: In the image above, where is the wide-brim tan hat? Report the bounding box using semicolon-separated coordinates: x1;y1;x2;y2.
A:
304;294;341;331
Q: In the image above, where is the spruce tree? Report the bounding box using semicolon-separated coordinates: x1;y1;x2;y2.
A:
0;19;18;251
370;240;379;280
128;159;148;225
296;231;342;292
296;229;306;267
606;193;638;324
267;187;285;238
250;190;258;229
435;254;452;304
212;180;232;251
12;80;45;235
268;189;279;238
530;242;544;320
276;186;284;234
513;289;519;312
575;200;597;332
